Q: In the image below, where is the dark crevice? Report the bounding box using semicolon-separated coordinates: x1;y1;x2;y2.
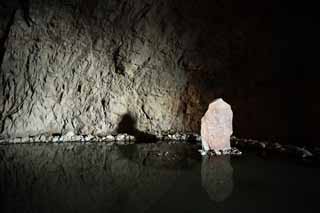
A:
58;92;63;103
141;105;151;120
112;44;125;75
0;10;16;68
101;98;107;118
25;54;35;97
0;0;34;66
85;105;90;112
0;11;15;136
131;3;152;32
77;84;82;93
18;0;34;27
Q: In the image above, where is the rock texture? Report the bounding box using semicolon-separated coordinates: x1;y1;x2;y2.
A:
0;0;274;141
201;99;233;151
0;0;210;138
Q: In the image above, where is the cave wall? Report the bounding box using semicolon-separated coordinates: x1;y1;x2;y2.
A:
0;0;275;141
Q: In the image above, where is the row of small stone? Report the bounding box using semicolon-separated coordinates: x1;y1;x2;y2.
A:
231;136;320;160
0;132;135;144
0;132;201;144
1;133;319;161
159;133;201;141
199;147;242;156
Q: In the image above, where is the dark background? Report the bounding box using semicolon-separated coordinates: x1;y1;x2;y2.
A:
273;1;319;145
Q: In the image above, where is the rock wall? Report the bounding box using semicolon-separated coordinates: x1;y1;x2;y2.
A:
0;0;274;141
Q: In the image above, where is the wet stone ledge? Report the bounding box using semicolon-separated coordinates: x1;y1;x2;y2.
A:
0;132;202;144
231;136;320;164
1;133;320;164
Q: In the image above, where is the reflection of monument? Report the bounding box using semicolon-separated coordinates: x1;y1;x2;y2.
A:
201;156;234;202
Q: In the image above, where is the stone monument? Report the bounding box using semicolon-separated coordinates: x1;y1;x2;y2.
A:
201;98;233;154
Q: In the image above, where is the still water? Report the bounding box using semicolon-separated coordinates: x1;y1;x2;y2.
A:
0;142;319;213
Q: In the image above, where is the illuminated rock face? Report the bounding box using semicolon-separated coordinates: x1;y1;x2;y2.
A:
201;99;233;151
0;0;216;138
0;0;271;140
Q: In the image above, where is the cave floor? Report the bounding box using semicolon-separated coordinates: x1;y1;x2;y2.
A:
0;142;319;213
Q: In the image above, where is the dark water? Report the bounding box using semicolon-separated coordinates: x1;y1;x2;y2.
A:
0;142;319;213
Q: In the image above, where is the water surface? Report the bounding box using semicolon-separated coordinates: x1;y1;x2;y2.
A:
0;142;319;213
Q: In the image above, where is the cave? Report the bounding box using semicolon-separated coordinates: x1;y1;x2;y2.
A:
0;0;319;213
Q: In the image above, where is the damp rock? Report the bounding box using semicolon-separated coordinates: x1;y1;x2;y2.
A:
297;147;313;158
29;137;35;143
259;142;267;149
274;143;282;149
96;136;103;142
9;138;15;143
33;136;41;142
71;135;82;141
84;135;94;142
195;134;202;142
201;98;233;152
39;135;46;142
21;137;29;143
199;147;241;156
127;135;136;141
162;135;170;140
52;136;60;143
98;136;106;142
45;136;52;142
116;134;133;141
171;133;180;140
116;134;125;141
105;135;115;142
64;131;75;141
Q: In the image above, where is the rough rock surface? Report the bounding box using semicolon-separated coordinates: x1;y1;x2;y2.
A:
0;0;215;138
201;98;233;151
0;0;273;140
